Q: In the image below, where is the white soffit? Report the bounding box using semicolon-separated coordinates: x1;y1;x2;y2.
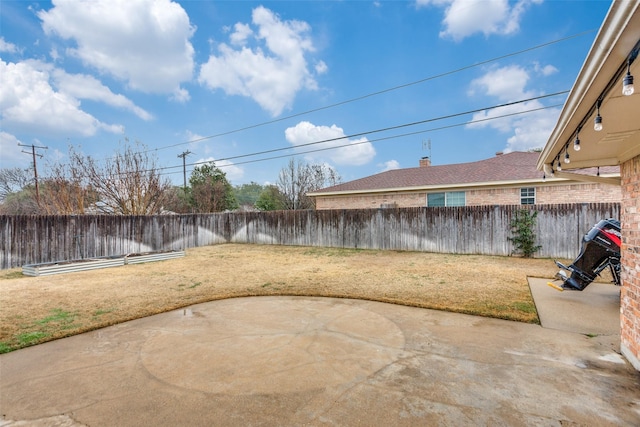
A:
538;1;640;171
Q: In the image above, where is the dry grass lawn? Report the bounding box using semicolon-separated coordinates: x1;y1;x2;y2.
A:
0;244;562;353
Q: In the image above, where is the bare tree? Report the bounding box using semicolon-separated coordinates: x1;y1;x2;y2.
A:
277;159;341;210
0;167;32;202
38;159;97;214
0;186;39;214
0;167;42;214
68;141;171;215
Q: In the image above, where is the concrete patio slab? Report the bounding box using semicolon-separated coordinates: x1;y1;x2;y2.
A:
1;296;639;426
528;277;621;336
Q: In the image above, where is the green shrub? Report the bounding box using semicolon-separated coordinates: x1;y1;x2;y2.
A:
509;209;542;258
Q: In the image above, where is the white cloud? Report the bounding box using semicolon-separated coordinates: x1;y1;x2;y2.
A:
284;121;376;166
171;88;191;103
181;130;212;154
468;65;532;101
0;59;124;137
467;103;531;133
469;103;560;152
230;23;253;46
194;157;244;183
0;132;28;168
416;0;449;5
49;47;61;61
534;62;558;76
38;0;195;100
198;6;324;117
503;108;559;152
379;160;400;172
466;64;560;152
217;160;244;183
51;68;153;121
417;0;542;41
0;37;19;53
184;130;206;145
315;60;328;75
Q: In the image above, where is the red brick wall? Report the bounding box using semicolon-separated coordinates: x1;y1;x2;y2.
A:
620;154;640;370
536;183;621;204
315;192;427;210
314;182;621;210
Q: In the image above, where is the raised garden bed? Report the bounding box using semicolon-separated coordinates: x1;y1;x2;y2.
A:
22;250;185;277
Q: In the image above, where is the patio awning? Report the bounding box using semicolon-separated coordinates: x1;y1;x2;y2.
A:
537;1;640;183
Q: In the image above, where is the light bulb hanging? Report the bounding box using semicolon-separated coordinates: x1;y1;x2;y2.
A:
623;60;635;96
543;163;554;179
623;72;634;96
574;126;581;151
594;99;603;131
557;158;562;171
564;150;570;164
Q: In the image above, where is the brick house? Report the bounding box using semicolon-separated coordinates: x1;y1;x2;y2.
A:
537;1;640;369
308;151;620;210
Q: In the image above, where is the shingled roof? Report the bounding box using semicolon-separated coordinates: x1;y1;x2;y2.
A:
310;151;618;195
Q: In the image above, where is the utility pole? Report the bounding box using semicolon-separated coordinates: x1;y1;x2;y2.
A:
19;143;48;206
177;150;193;190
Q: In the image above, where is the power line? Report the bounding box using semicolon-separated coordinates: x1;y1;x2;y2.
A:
78;28;594;170
142;29;594;154
41;91;568;182
151;97;566;178
176;102;566;173
171;90;569;172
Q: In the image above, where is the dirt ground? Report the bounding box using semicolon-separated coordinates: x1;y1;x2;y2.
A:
0;244;562;353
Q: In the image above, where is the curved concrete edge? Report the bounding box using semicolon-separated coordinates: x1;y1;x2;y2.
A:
1;296;639;426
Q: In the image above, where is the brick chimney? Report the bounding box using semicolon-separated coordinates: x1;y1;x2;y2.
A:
419;156;431;167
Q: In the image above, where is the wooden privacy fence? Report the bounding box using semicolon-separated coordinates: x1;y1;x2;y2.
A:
0;203;620;270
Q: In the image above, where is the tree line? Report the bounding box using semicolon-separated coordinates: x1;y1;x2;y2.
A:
0;141;341;215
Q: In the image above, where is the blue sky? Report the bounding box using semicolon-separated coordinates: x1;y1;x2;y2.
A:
0;0;612;186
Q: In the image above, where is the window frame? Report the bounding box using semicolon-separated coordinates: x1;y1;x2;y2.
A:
445;191;466;207
427;192;446;207
520;187;536;205
427;191;466;207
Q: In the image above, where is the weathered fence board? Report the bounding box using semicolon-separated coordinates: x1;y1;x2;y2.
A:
0;203;620;270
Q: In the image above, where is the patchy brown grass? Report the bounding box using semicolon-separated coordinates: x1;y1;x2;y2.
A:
0;244;561;353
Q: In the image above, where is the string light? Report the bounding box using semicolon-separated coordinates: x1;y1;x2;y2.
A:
594;99;603;131
543;163;554;178
574;126;581;151
556;44;638;169
623;59;634;96
623;45;638;96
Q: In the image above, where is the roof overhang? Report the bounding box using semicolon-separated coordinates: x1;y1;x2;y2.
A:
537;1;640;173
